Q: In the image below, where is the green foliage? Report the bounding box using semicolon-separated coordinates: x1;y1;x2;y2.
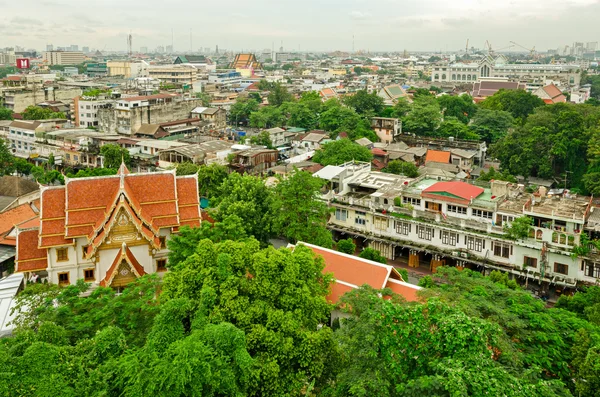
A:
0;139;15;175
358;247;387;264
313;139;373;166
437;94;477;123
383;160;419;177
273;170;333;247
229;96;259;124
22;105;65;120
342;90;385;116
82;88;110;97
470;108;514;143
197;163;228;199
66;167;117;178
403;96;442;135
249;130;274;148
249;106;283;128
436;116;480;140
99;144;130;169
0;106;13;120
194;91;211;106
267;82;294;107
398;268;409;283
479;89;545;124
175;161;200;176
503;216;534;240
211;172;275;245
162;239;336;396
337;238;356;254
478;166;517;183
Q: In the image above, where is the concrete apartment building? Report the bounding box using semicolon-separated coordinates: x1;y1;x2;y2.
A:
431;54;581;86
97;94;202;135
42;51;85;65
148;65;197;86
2;86;82;113
73;95;115;128
107;60;149;78
316;161;600;289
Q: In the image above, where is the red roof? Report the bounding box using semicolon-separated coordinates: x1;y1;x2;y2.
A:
371;148;387;156
425;150;451;164
16;229;48;272
423;181;484;201
100;244;147;287
298;243;422;304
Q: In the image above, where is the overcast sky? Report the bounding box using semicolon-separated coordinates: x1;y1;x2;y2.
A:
1;0;599;53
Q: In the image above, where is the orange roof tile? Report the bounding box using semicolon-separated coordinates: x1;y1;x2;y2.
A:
297;242;422;304
16;229;48;272
425;150;451;164
39;188;73;248
0;203;37;236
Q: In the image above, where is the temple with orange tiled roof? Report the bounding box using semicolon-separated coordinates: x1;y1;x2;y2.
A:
229;53;262;70
14;163;201;287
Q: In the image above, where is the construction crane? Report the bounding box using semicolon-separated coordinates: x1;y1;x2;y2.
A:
510;41;536;58
484;40;493;54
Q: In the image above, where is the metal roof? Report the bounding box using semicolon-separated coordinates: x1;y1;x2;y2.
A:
0;272;24;337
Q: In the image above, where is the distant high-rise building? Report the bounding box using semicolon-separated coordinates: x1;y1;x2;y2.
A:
586;42;598;52
156;45;165;54
46;44;54;51
70;45;79;51
82;46;89;53
166;45;173;53
140;46;148;54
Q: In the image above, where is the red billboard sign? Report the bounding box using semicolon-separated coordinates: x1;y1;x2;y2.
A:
16;58;30;69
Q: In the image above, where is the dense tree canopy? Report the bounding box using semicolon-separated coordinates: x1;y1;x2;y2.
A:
21;105;65;120
99;144;131;169
479;89;545;124
0;107;13;120
313;139;374;166
229;96;260;125
383;160;419;177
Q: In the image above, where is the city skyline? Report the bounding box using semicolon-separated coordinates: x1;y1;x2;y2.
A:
1;0;599;53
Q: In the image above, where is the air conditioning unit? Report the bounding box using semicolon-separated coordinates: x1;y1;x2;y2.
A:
460;252;468;258
451;251;459;256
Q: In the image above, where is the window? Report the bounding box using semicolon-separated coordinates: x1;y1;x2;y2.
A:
395;221;410;236
585;261;600;278
403;197;421;206
524;256;537;268
84;269;95;281
417;225;434;241
374;216;388;231
441;231;458;246
493;242;512;258
157;259;167;272
335;209;347;221
472;209;493;219
82;245;89;257
58;272;70;285
56;248;68;262
159;236;166;248
66;154;70;160
554;262;568;275
466;236;484;252
447;205;467;215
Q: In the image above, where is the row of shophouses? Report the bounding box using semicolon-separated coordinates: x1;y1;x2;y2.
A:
316;162;600;289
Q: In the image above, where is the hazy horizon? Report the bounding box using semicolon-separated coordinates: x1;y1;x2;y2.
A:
2;0;600;53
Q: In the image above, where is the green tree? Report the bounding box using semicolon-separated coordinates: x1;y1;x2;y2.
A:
342;90;385;116
249;106;283;128
383;160;419;177
267;82;294;107
437;117;480;140
313;139;373;166
337;238;356;254
197;163;228;199
477;166;517;183
175;161;200;176
161;239;337;396
479;89;545;124
0;107;13;120
403;96;441;135
22;106;65;120
229;96;259;125
437;94;477;123
280;101;318;130
503;216;534;240
211;172;275;245
100;144;130;169
359;247;387;264
249;130;274;148
0;139;15;175
273;170;333;248
194;91;211;106
66;168;117;178
391;97;412;119
470;108;514;143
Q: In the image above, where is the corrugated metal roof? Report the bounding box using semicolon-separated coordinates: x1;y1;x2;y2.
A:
0;272;24;337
